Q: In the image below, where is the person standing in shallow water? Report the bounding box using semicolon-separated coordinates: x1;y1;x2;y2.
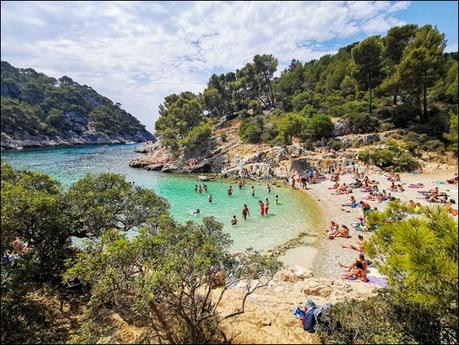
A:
227;186;233;196
231;215;238;225
275;195;279;204
242;204;250;220
264;198;270;215
251;186;255;197
194;185;198;192
259;200;265;216
208;194;213;202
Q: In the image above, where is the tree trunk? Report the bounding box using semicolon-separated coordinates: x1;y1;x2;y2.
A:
423;72;427;120
369;86;373;114
267;77;275;108
393;85;398;105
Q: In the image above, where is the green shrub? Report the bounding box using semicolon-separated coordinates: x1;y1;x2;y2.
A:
239;121;263;143
329;99;368;117
305;114;335;139
180;122;212;150
343;112;379;133
326;139;344;150
358;144;419;172
220;132;227;142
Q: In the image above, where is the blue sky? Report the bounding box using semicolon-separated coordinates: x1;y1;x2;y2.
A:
1;1;458;132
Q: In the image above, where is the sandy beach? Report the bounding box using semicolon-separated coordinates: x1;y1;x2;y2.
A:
280;163;459;279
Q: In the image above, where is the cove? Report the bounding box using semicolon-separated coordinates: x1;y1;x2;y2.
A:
1;144;322;252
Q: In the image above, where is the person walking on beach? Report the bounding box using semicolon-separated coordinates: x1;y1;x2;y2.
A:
242;204;250;220
251;186;255;197
259;200;265;216
264;198;270;215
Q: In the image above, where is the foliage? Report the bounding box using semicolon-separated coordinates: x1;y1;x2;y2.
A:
319;204;458;344
351;36;385;114
0;61;147;137
444;112;458;153
366;204;458;342
180;122;213;152
0;165;170;343
358;142;419;172
342;112;379;133
239;117;264;143
305;113;335;139
65;217;281;344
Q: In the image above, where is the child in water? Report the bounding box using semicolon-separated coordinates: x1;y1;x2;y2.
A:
231;215;238;225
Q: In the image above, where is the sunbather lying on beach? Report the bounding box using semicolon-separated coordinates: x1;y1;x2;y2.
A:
447;175;458;184
322;221;339;237
342;196;359;208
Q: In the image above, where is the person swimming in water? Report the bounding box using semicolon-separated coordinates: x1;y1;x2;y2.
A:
227;186;233;196
242;204;250;220
275;195;279;204
198;185;203;193
194;185;198;192
259;200;265;216
238;180;243;189
203;184;208;192
267;183;271;193
231;215;238;225
208;194;213;202
193;209;201;215
251;186;255;197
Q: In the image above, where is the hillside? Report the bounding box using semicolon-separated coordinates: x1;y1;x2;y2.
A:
0;61;154;149
133;24;457;175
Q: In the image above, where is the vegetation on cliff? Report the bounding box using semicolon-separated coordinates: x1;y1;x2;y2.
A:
153;24;457;170
0;61;152;141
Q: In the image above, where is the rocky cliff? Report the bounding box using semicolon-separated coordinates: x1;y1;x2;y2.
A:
130;118;397;179
1;61;154;150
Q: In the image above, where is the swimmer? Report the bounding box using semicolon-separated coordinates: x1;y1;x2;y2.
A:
192;209;201;216
238;180;243;189
198;185;203;193
267;183;271;193
275;195;279;204
227;186;233;196
264;198;270;215
242;204;250;220
208;194;213;202
194;185;198;192
251;186;255;197
231;215;238;225
203;184;208;192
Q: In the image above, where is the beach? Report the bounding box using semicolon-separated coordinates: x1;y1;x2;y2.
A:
279;163;459;279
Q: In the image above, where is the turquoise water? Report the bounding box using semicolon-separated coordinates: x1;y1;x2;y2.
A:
1;144;322;252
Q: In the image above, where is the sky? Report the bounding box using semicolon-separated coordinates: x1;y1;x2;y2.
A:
1;1;458;133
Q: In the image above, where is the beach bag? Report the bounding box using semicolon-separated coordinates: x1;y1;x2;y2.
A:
303;308;316;332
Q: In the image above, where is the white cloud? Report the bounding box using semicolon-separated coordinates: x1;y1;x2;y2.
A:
1;1;412;132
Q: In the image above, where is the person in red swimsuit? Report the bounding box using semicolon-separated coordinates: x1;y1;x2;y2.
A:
264;198;270;215
259;200;265;216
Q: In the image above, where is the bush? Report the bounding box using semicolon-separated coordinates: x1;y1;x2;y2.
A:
326;139;345;150
180;122;212;151
239;121;263;143
220;132;227;142
305;114;335;139
343;112;379;133
317;292;442;344
358;144;419;172
329;99;368;117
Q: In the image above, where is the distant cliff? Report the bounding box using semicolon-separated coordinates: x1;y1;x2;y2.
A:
1;61;154;149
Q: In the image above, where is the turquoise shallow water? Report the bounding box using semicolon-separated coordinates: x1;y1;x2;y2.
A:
1;144;322;252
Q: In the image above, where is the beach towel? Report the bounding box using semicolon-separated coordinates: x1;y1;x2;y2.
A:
367;276;390;288
408;183;424;188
